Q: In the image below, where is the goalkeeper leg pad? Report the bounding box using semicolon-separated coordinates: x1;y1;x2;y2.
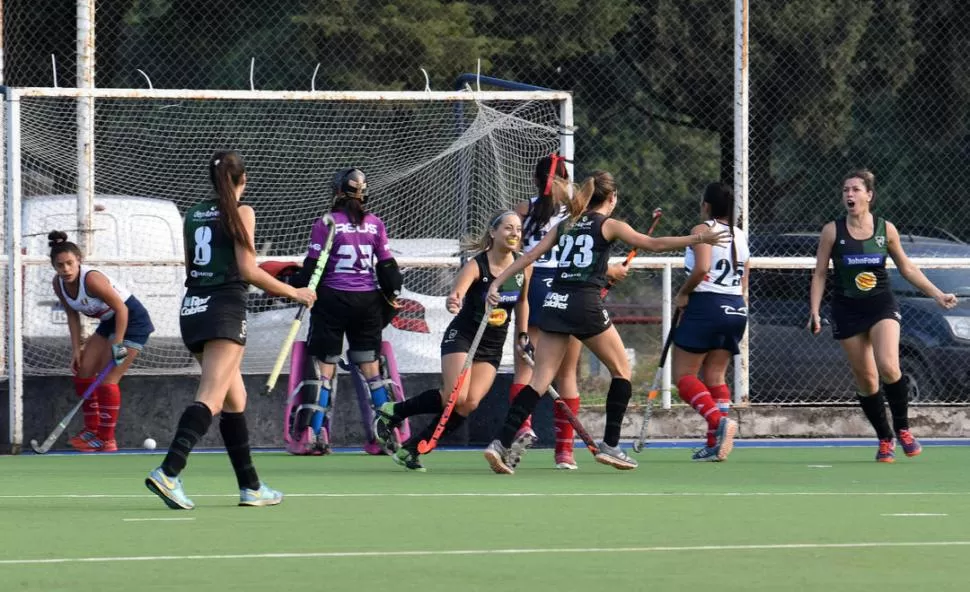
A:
284;342;330;456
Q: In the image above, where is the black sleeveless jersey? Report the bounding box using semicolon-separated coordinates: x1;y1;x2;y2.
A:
183;199;245;290
830;216;890;300
551;211;611;290
454;251;525;332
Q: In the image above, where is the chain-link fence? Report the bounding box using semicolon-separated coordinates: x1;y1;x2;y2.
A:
5;1;970;403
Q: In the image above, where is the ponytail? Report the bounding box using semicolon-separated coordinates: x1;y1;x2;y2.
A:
209;150;252;252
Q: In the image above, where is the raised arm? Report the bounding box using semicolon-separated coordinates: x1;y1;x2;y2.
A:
886;221;957;309
808;222;836;333
602;218;729;252
235;205;316;306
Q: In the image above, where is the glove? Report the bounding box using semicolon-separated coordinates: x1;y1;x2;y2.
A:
111;343;129;365
517;332;534;360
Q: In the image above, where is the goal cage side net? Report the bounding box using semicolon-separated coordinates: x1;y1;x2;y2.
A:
3;87;572;385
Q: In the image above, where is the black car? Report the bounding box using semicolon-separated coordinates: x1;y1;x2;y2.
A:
748;233;970;404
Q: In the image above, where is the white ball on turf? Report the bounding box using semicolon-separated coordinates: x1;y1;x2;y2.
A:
143;437;157;450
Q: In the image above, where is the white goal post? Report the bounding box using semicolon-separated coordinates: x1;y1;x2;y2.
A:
3;85;573;451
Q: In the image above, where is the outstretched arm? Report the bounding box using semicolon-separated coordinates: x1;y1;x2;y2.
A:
603;218;728;252
235;205;316;306
886;221;957;309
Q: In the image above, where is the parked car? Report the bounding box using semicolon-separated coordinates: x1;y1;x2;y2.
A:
20;194;192;371
246;238;517;374
748;232;970;403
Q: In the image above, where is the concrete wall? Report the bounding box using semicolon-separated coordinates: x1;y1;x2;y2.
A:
2;374;968;453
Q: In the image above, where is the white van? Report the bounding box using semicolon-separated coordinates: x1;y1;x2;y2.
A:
21;195;189;371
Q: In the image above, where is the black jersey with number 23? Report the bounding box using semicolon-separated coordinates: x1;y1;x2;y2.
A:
552;211;611;291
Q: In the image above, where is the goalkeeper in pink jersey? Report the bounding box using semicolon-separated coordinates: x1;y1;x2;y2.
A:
283;168;404;455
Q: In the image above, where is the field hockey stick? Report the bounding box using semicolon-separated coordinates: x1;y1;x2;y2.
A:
519;346;599;456
30;360;116;454
632;308;681;453
417;304;492;454
600;208;662;298
262;214;336;396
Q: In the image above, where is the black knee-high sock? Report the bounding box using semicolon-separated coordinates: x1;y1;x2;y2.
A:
858;392;894;441
499;385;541;447
161;401;212;477
883;377;910;433
603;378;632;447
402;412;442;452
219;411;260;491
392;389;443;422
441;411;467;438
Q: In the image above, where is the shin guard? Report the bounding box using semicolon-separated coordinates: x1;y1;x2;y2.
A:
284;342;331;455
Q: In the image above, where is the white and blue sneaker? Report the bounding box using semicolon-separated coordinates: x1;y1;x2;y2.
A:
239;483;284;507
145;467;194;510
691;446;721;462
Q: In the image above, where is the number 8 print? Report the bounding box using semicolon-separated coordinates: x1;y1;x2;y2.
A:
193;226;212;265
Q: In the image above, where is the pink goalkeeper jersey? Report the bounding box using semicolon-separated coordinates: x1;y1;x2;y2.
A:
307;211;393;292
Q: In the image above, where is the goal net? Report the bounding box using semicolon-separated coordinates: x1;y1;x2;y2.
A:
8;88;570;375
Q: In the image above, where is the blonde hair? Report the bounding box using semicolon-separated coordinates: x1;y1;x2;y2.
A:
461;210;521;254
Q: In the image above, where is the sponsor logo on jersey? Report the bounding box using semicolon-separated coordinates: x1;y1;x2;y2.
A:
239;319;247;340
488;308;509;326
444;328;458;343
497;290;520;304
843;254;885;266
189;270;214;278
542;291;569;310
854;271;878;291
875;235;886;248
558;271;582;280
192;209;220;220
180;295;211;316
334;222;379;235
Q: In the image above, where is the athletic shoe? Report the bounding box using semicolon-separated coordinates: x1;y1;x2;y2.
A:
507;426;538;468
314;427;331;456
73;436;112;453
691;446;721;462
594;441;638;470
392;448;427;472
876;439;896;463
68;430;97;449
239;483;284;507
554;452;578;470
714;417;738;461
145;467;194;510
897;430;922;457
484;440;515;475
373;402;400;454
362;440;386;456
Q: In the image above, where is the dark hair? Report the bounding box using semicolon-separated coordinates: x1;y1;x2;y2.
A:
331;168;368;226
209;150;252;251
703;182;738;269
524;153;570;240
843;168;876;204
48;230;82;264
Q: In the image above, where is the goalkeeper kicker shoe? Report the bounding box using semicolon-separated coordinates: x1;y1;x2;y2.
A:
145;467;194;510
373;402;400;454
484;440;515;475
594;441;638;470
239;483;284;507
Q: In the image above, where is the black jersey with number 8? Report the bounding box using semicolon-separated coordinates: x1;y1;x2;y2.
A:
183;199;244;289
551;212;611;290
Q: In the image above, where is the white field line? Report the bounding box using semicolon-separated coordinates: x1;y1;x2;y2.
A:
2;491;970;500
122;517;195;522
881;513;948;517
2;541;970;566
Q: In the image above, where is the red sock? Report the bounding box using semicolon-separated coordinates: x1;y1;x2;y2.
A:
708;383;731;413
554;397;581;456
509;383;532;432
95;384;121;442
677;376;723;440
73;377;99;434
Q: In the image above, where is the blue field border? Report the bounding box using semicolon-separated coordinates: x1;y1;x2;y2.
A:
18;438;970;456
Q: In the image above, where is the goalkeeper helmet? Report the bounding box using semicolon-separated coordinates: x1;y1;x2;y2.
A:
332;168;368;203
